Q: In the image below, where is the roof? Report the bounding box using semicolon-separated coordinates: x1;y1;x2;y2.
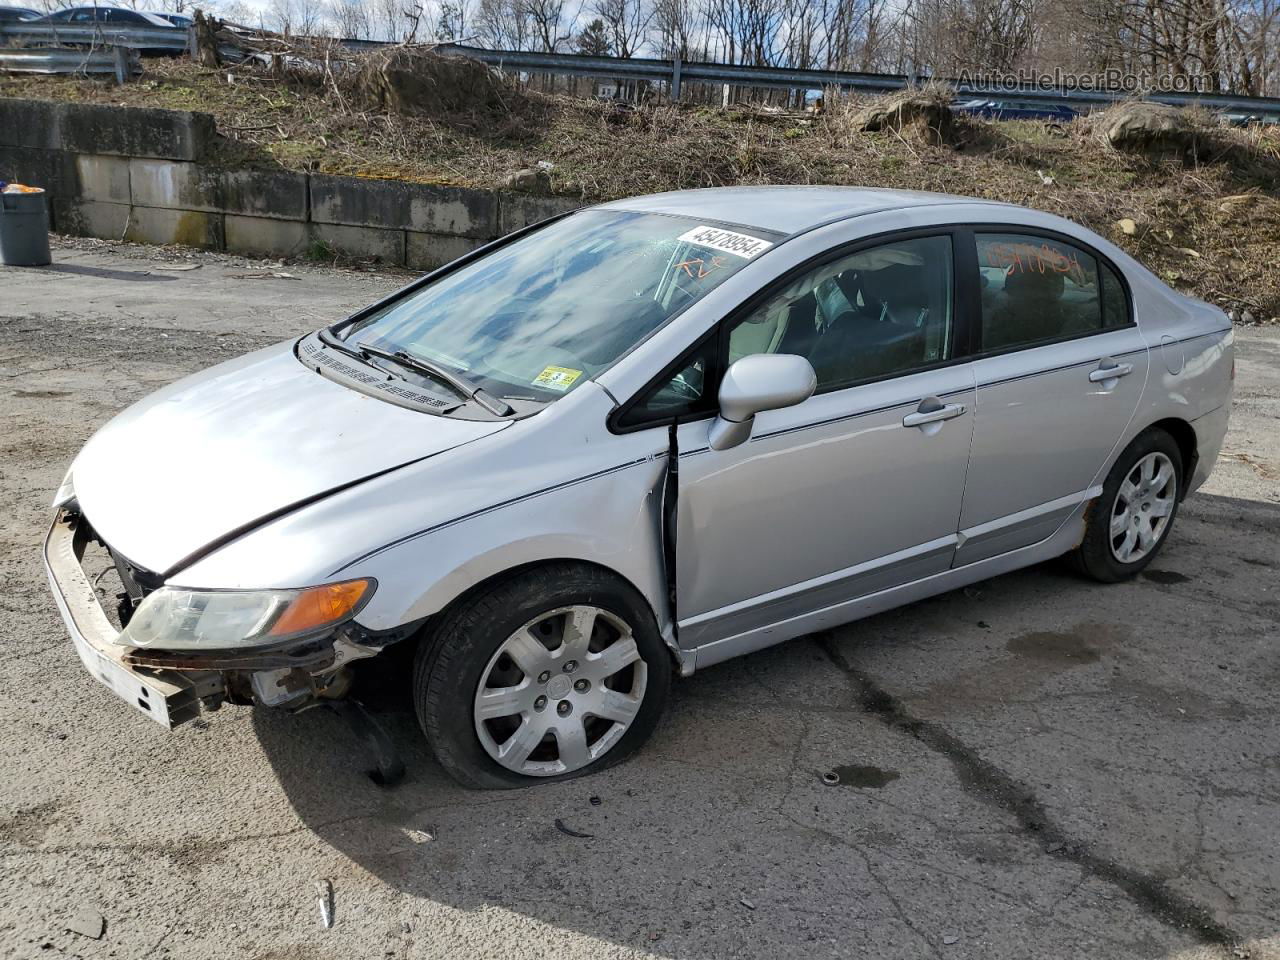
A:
600;185;1007;236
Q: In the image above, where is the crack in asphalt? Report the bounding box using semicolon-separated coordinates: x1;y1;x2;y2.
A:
816;633;1243;950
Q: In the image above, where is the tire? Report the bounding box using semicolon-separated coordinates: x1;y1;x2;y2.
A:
413;563;672;790
1070;428;1184;583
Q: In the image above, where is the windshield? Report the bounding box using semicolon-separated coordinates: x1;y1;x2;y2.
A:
338;210;779;403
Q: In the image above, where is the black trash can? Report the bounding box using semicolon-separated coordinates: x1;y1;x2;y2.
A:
0;188;53;267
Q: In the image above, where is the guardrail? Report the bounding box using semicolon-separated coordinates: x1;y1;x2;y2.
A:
429;43;1280;118
431;44;917;97
0;45;137;80
4;21;1280;118
0;21;187;52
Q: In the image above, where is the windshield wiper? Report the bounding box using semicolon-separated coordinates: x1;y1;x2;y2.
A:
356;342;514;417
316;328;513;416
317;327;367;361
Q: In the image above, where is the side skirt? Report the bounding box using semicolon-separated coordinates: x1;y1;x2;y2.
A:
686;500;1089;672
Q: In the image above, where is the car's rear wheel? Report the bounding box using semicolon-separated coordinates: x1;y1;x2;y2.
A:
1070;428;1183;582
414;564;671;789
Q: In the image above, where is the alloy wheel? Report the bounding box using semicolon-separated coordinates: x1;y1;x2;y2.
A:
473;605;647;776
1109;451;1177;564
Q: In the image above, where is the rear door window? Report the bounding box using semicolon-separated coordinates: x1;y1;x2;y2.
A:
976;233;1127;352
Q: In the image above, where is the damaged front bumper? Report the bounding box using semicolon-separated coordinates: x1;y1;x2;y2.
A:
44;510;223;728
44;510;399;728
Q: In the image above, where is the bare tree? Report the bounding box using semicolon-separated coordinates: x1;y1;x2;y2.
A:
435;0;470;39
782;0;826;67
888;0;1033;75
267;0;328;36
328;0;371;38
212;0;1280;97
524;0;579;50
368;0;406;40
475;0;533;46
1223;0;1279;94
203;0;257;25
1104;0;1273;92
592;0;651;55
653;0;697;58
399;0;436;42
860;0;885;68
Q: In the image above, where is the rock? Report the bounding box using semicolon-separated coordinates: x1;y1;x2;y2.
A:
503;168;552;194
1113;218;1138;236
67;908;105;940
1218;193;1260;214
1099;102;1205;160
316;879;334;929
850;87;955;145
355;47;513;117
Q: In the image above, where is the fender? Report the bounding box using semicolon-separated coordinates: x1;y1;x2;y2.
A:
173;383;685;665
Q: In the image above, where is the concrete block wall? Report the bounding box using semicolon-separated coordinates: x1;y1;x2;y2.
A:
0;98;585;269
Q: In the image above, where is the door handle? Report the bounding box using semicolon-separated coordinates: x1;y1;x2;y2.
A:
902;402;966;428
1089;361;1134;383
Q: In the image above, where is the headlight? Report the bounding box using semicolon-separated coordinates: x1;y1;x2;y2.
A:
52;469;76;510
114;578;374;650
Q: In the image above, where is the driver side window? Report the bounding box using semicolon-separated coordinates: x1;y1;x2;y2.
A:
615;234;956;430
727;235;954;392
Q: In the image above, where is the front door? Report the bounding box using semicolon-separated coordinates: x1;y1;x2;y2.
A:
645;232;978;654
954;230;1149;564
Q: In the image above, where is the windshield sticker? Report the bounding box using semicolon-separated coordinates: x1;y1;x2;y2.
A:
677;226;773;260
532;365;583;392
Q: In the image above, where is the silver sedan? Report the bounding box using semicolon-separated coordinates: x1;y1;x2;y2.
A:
45;187;1233;788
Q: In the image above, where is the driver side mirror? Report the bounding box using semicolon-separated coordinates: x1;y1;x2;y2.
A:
708;354;817;451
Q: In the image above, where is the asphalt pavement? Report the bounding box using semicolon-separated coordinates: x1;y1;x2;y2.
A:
1;241;1277;960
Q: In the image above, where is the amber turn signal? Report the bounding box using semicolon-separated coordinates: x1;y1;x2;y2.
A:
268;579;372;637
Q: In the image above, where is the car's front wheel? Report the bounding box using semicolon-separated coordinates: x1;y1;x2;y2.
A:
1070;427;1183;582
414;564;671;789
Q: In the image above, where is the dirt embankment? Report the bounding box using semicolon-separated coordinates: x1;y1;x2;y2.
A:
3;55;1279;318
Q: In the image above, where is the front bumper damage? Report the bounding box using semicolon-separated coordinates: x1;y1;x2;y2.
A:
43;509;393;729
44;510;221;728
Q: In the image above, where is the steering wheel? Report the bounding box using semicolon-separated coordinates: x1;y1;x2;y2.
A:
666;370;703;400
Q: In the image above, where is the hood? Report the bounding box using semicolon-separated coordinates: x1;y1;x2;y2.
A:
72;340;506;575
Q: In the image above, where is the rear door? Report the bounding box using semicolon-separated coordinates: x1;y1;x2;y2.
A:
955;229;1149;565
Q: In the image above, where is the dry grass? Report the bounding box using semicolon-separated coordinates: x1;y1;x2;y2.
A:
3;56;1279;317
